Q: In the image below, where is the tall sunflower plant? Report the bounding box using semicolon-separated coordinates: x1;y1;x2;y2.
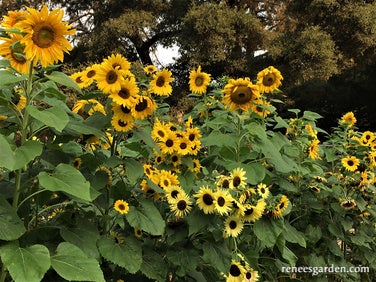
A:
1;5;376;282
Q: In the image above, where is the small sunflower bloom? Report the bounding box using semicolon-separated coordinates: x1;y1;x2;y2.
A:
114;199;130;215
256;66;283;94
341;156;360;172
340;112;356;127
149;69;174;96
189;65;211;95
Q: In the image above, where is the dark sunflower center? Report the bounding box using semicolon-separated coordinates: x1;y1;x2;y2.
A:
229;264;241;276
106;70;118;84
118;120;127;127
156;76;165;87
118;204;125;210
180;142;187;149
195;76;204;86
164;179;170;187
32;24;55;48
245;207;253;215
177;200;187;211
135;99;148;112
73;160;80;167
246;272;252;279
232;176;241;187
260;188;265;194
343;201;353;207
222;179;230;188
112;63;121;69
217;196;225;207
347;160;354;166
86;70;96;78
172;155;178;162
263;74;276;86
11;45;26;63
166;139;174;147
229;220;237;230
203;193;213;205
118;88;130;99
75;76;83;83
121;105;131;114
365;135;371;140
157;130;165;138
188;133;196;141
171;190;179;198
231;85;252;105
279;202;285;209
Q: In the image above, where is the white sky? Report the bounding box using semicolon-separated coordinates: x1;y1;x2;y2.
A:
151;44;180;67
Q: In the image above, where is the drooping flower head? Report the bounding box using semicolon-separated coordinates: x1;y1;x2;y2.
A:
256;66;283;94
189;65;211;95
223;78;260;112
19;5;76;67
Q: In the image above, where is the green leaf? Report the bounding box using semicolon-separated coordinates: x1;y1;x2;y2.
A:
0;70;27;86
276;237;298;266
166;248;201;277
305;225;322;244
253;217;284;248
0;195;26;240
202;241;230;273
44;71;82;93
124;158;144;185
201;130;237;148
303;110;323;121
126;199;165;235
13;140;43;170
51;242;104;282
63;119;104;136
26;105;69;132
0;134;15;170
38;163;92;202
97;235;142;273
284;222;306;247
0;242;50;282
140;249;168;282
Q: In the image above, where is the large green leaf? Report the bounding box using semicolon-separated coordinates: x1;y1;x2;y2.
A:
126;199;165;235
0;70;27;86
202;241;230;273
0;134;15;170
253;217;284;248
0;242;50;282
124;158;144;185
26;105;69;132
0;195;26;241
283;222;306;248
44;71;82;93
97;235;142;273
38;163;92;202
140;249;168;282
51;242;104;282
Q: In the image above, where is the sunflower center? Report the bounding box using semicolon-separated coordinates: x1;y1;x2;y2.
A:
263;73;276;86
203;193;213;205
245;207;254;215
106;70;118;84
171;190;179;198
156;76;165;87
32;24;55;48
157;130;165;138
229;264;241;276
11;47;26;63
229;220;237;230
118;204;125;211
75;76;83;83
222;179;230;188
195;76;204;86
279;202;285;209
232;176;241;187
121;105;131;114
347;160;354;166
246;272;252;279
172;155;178;162
217;196;225;207
86;70;96;78
118;88;130;99
188;133;196;141
135;99;148;112
177;200;187;211
260;188;265;194
166;139;174;147
231;86;252;105
180;142;187;149
118;120;127;127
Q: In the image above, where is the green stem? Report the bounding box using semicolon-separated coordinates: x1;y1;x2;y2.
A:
13;169;22;209
17;189;46;210
235;113;242;162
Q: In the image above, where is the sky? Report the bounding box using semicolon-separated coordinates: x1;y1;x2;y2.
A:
151;44;180;67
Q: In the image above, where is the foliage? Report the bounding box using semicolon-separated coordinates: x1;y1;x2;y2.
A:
1;5;376;282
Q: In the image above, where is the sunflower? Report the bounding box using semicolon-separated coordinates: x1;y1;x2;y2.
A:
169;193;192;217
243;268;259;282
360;131;374;146
169;153;181;167
158;169;180;187
144;64;157;75
189;65;211;95
223;78;260;112
238;188;256;204
217;175;231;189
72;99;106;117
230;167;247;189
13;94;27;110
149;69;174;96
109;78;139;107
194;186;216;214
140;179;161;200
223;215;244;238
223;260;246;282
82;64;100;87
0;34;31;74
251;98;271;118
154;153;165;165
114;199;130;215
190;159;201;174
1;10;27;29
151;118;169;141
272;195;289;218
214;189;234;215
340;112;356;127
103;53;131;75
134;228;143;239
131;95;157;120
256;66;283;94
308;139;321;159
19;5;75;67
111;114;134;132
70;71;87;88
112;103;133;121
175;135;191;155
158;131;178;155
185;127;202;143
367;151;376;168
231;200;246;217
165;185;186;203
257;183;270;199
95;166;113;186
72;157;82;169
341;156;360;172
242;200;266;223
340;199;356;210
110;230;125;244
96;61;125;94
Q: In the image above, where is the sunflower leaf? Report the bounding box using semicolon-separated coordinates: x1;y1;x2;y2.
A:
45;71;82;94
0;194;26;241
140;249;168;282
26;105;69;132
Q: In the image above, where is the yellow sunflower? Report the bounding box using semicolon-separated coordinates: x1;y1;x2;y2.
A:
131;95;157;120
194;186;216;214
1;10;27;29
73;157;82;169
0;34;31;74
70;71;87;89
82;64;100;87
340;111;356;127
114;199;130;215
223;260;246;282
143;64;157;75
189;65;211;95
242;200;266;223
216;175;231;189
13;94;27;111
340;199;356;210
308;139;321;159
341;156;360;172
109;78;139;107
190;159;201;174
243;268;259;282
165;185;186;203
359;131;374;146
256;66;283;94
214;189;234;216
111;114;134;132
96;60;125;94
230;167;247;189
272;195;289;218
175;135;191;155
112;103;133;121
102;53;131;75
19;5;75;67
149;69;174;96
223;215;244;238
257;183;270;199
158;131;178;155
223;78;260;112
134;228;143;239
169;193;192;217
72;99;106;117
151;118;170;141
